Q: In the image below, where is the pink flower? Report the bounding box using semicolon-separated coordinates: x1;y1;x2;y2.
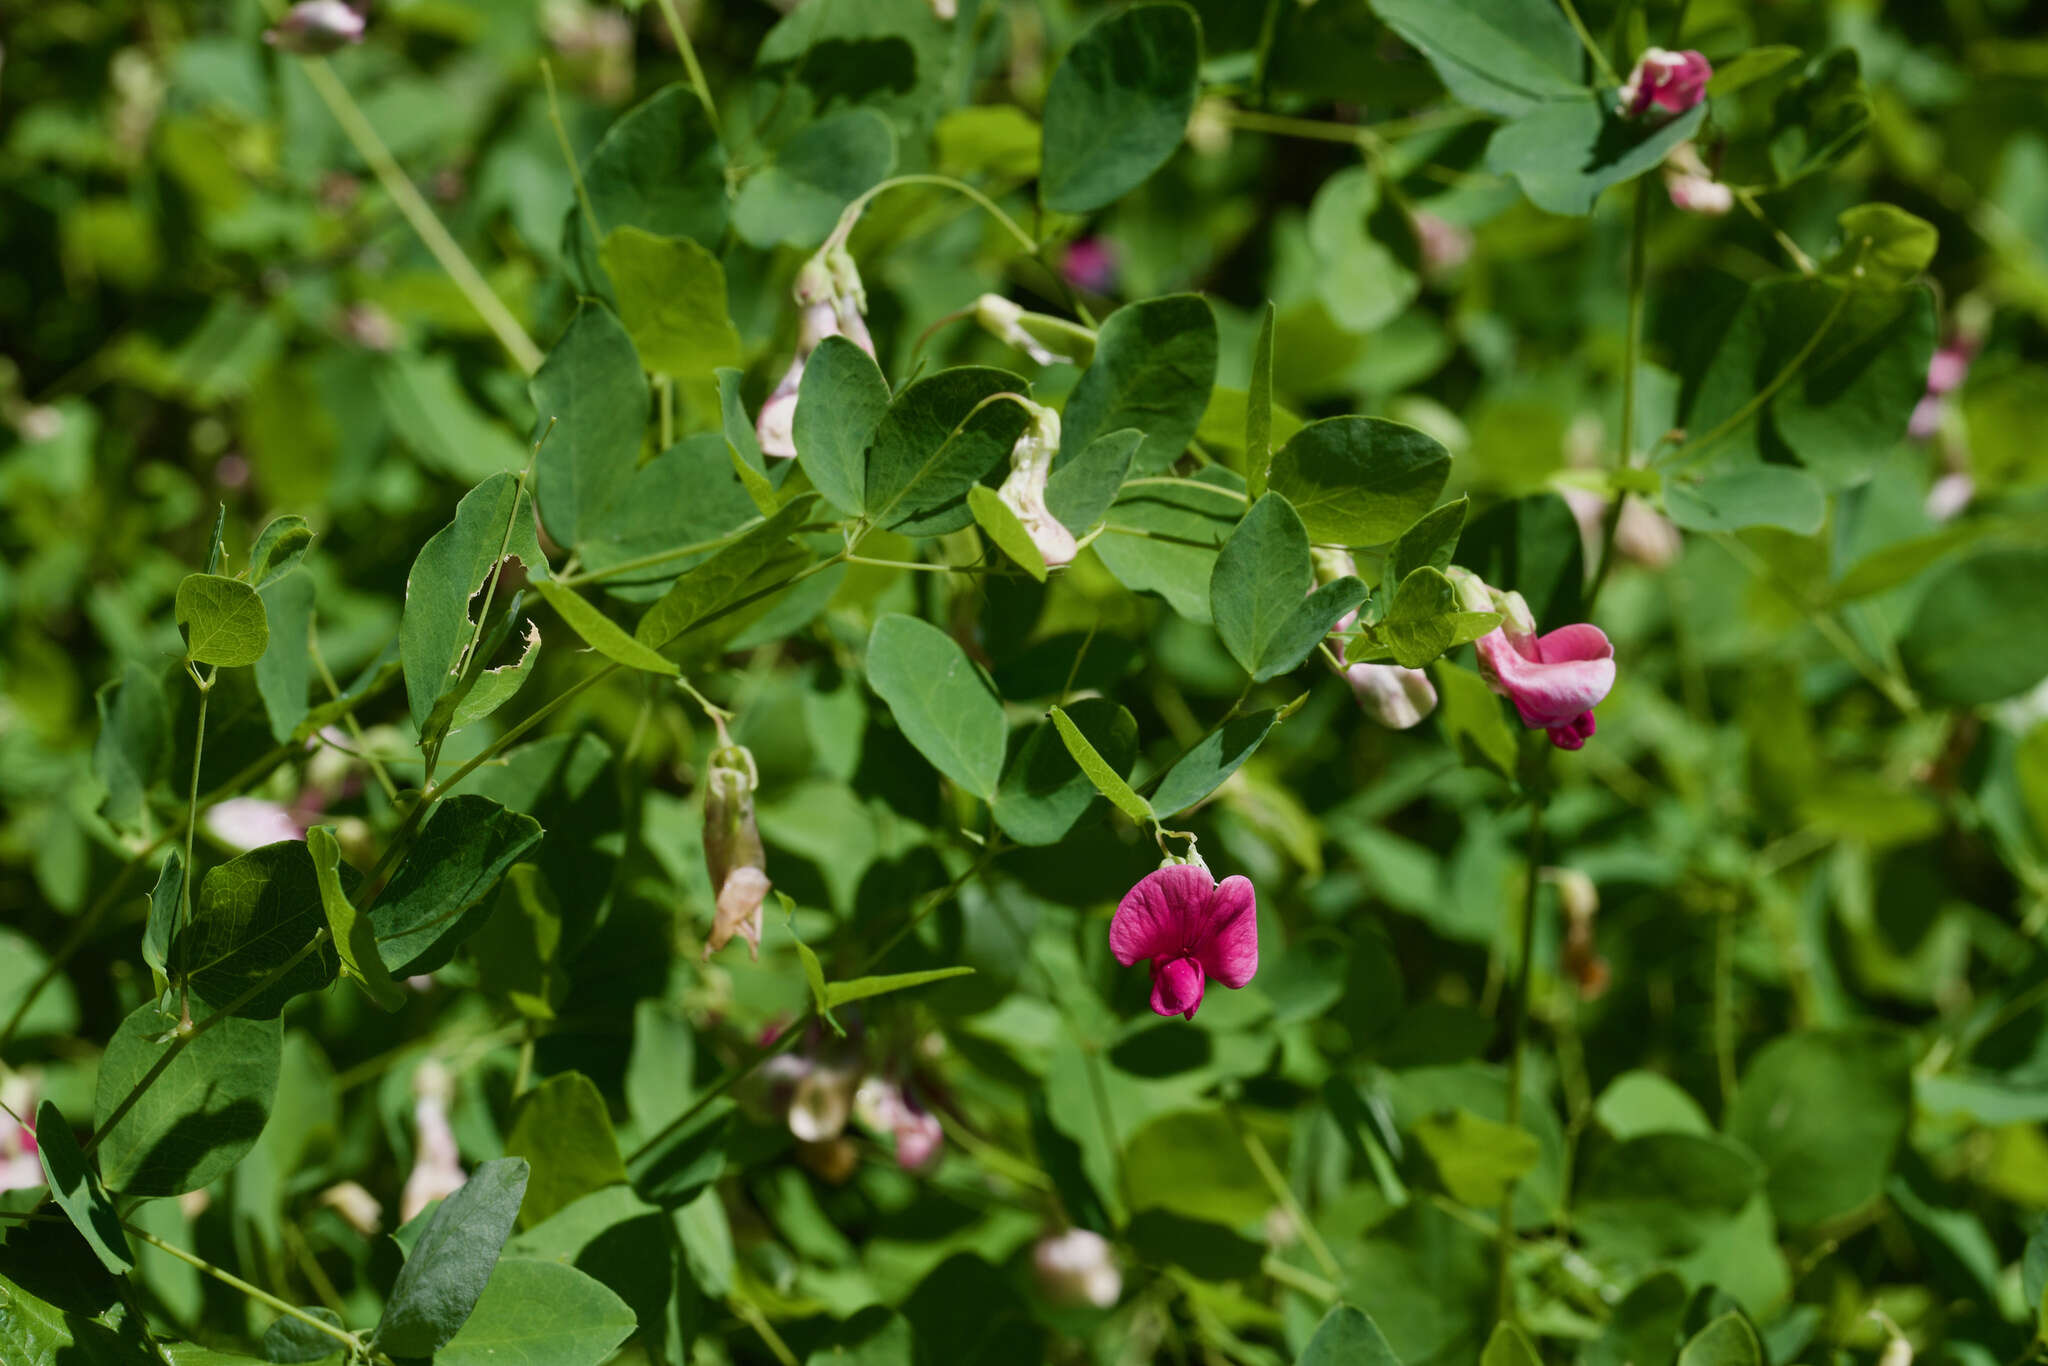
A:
1060;238;1117;295
1924;471;1973;523
264;0;366;54
1411;211;1474;275
1663;142;1731;216
0;1073;42;1193
1909;339;1973;440
1474;604;1616;751
1617;49;1711;121
857;1078;944;1171
204;797;308;851
1109;864;1257;1020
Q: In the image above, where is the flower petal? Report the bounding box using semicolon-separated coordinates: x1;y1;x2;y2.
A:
1150;956;1206;1019
1478;629;1616;728
1533;623;1613;665
1109;864;1214;966
1193;875;1258;989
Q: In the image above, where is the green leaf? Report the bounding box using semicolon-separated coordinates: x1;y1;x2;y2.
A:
1267;417;1451;546
374;1157;531;1358
627;1102;731;1209
935;105;1041;178
1210;493;1367;681
1044;428;1140;536
1901;549;2048;706
259;1309;347;1363
177;842;344;1019
1124;1111;1268;1227
1366;0;1584;116
1390;498;1467;582
1460;494;1586;628
505;1073;628;1230
435;1257;636;1366
1765;49;1871;189
1094;468;1245;621
449;615;540;731
94;662;167;831
247;515;312;587
731;109;897;249
1297;1306;1403;1366
1246;302;1276;502
1488;96;1706;217
597;228;742;379
1726;1029;1909;1230
1481;1324;1541;1366
633;495;814;651
1040;3;1202;213
400;472;549;734
864;366;1030;536
582;83;726;245
532;301;649;550
866;614;1007;801
968;484;1047;582
2023;1215;2048;1341
993;701;1141;848
1433;662;1517;778
573;435;759;593
35;1100;132;1274
530;580;677;676
370;795;545;977
794;334;890;518
254;570;315;742
95;1002;280;1196
826;966;974;1010
1825;204;1938;289
1149;709;1279;817
1663;465;1825;534
1126;1208;1264;1282
1377;566;1496;670
1575;1133;1764;1262
0;931;77;1042
142;850;181;985
1412;1107;1539;1206
307;826;405;1012
473;864;566;1022
1059;295;1217;478
714;368;773;514
1708;46;1802;96
1048;703;1152;823
203;504;227;576
1676;1312;1764;1366
175;573;269;668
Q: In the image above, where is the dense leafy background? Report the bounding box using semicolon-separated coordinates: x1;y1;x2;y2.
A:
5;1;2048;1364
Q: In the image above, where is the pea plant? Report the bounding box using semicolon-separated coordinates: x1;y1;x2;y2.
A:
3;0;2047;1363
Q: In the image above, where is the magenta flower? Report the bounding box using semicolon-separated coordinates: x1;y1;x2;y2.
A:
1060;237;1118;295
1617;48;1711;120
1110;864;1257;1020
1475;614;1616;751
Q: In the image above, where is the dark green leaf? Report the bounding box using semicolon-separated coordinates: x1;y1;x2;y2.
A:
1125;1209;1263;1282
505;1073;628;1230
1246;302;1276;502
582;84;726;245
178;841;344;1019
143;850;182;984
1040;3;1202;213
1487;97;1706;217
370;795;544;978
627;1102;731;1209
259;1308;346;1363
794;335;889;519
1677;1312;1763;1366
1060;295;1218;478
532;301;649;550
254;571;315;742
434;1257;635;1366
1296;1305;1403;1366
35;1100;132;1274
1726;1029;1909;1230
597;228;741;380
1045;428;1139;535
732;110;897;249
1765;49;1870;189
1094;468;1245;621
1379;566;1494;670
1663;465;1825;534
994;699;1143;845
1149;709;1279;817
1210;494;1367;681
1576;1133;1764;1262
247;515;312;588
95;1002;280;1196
865;367;1030;536
1901;549;2048;706
373;1157;531;1357
633;495;814;651
473;864;566;1022
176;574;270;668
1268;417;1451;546
1367;0;1584;116
1389;498;1467;582
867;614;1007;801
94;663;167;831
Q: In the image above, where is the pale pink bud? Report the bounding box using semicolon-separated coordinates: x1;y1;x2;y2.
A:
0;1072;41;1193
1662;143;1731;216
319;1181;384;1236
264;0;366;54
1034;1230;1122;1308
1924;472;1973;523
1345;662;1438;730
204;797;306;851
1411;211;1474;275
1617;48;1711;120
400;1062;465;1221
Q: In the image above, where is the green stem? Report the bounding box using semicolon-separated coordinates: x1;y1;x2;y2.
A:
124;1221;395;1366
1232;1106;1342;1282
290;50;543;373
651;0;723;143
1735;188;1816;275
1585;178;1651;614
541;59;603;245
1660;283;1854;472
555;520;765;588
1713;532;1920;715
1713;905;1738;1118
1557;0;1622;85
178;671;212;948
1495;788;1546;1328
842;174;1039;256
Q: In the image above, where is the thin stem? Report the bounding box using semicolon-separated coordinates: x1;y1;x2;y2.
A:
1713;533;1920;715
178;672;213;947
659;377;675;450
555;520;765;588
844;554;1005;575
428;662;621;803
728;1295;798;1366
290;54;543;373
843;174;1039;256
651;0;723;142
1123;476;1248;503
310;632;399;803
1736;188;1816;275
1585;178;1651;614
1660;282;1853;471
1495;791;1546;1328
541;59;603;245
1557;0;1622;86
1232;1107;1342;1282
1263;1255;1340;1304
124;1221;395;1366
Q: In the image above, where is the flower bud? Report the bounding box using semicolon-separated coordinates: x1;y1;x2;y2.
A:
318;1181;384;1237
1345;662;1438;730
264;0;366;54
1662;142;1731;216
1616;48;1711;121
1444;565;1496;616
701;744;769;963
1033;1229;1122;1309
972;294;1093;367
995;399;1079;568
788;1064;856;1143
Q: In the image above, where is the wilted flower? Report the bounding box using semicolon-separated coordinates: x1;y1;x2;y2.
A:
263;0;366;55
1034;1229;1122;1308
995;399;1077;569
1545;868;1608;1001
1471;590;1616;751
787;1064;858;1144
758;251;878;459
0;1072;41;1192
1060;237;1117;295
1663;142;1732;216
1110;862;1258;1020
701;741;770;962
1616;48;1711;121
400;1061;465;1222
318;1180;384;1237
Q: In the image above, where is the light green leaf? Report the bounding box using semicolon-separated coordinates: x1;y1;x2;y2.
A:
36;1100;133;1273
582;83;726;245
968;484;1047;581
1708;46;1801;96
1125;1111;1268;1227
531;580;677;675
1825;204;1938;289
374;1157;531;1358
371;795;545;978
1094;468;1245;621
1765;49;1870;190
1576;1133;1764;1262
633;495;814;651
935;105;1042;178
1059;295;1217;478
505;1073;628;1230
598;228;742;379
1434;661;1517;779
1390;498;1467;582
259;1309;347;1364
1268;417;1451;547
794;334;889;519
1663;465;1825;534
866;614;1007;801
177;842;344;1019
247;514;312;587
1210;493;1367;681
1048;704;1153;823
826;966;974;1010
473;864;566;1022
93;662;167;831
1487;96;1706;217
307;826;405;1012
1366;0;1584;116
449;616;540;731
142;849;181;985
254;570;315;742
1149;709;1279;817
732;109;897;249
1040;3;1201;213
1901;549;2048;706
531;301;649;550
1481;1324;1541;1366
1676;1312;1764;1366
995;699;1142;845
95;1002;280;1196
1377;566;1495;670
175;573;269;668
435;1257;636;1366
1412;1107;1539;1206
864;367;1030;536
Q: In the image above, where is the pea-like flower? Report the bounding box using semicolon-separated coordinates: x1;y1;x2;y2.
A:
264;0;366;54
995;400;1078;569
701;741;770;962
1663;142;1732;216
1616;48;1711;121
1109;863;1258;1020
1472;592;1616;751
757;250;877;459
